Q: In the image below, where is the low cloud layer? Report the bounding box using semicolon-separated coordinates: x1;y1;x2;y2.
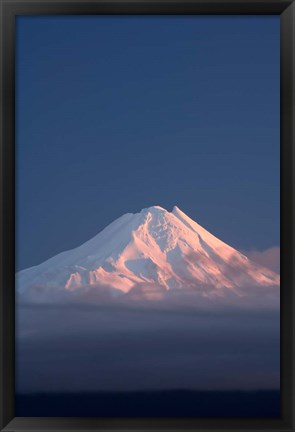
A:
245;247;280;274
16;303;280;394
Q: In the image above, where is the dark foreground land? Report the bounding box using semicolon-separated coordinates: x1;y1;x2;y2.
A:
16;390;280;417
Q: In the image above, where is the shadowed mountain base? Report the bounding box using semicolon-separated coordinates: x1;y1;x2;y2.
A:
16;390;280;417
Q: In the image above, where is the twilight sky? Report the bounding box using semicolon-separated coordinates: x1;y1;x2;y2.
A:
16;16;280;271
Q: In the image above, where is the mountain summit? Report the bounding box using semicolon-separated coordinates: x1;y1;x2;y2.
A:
17;206;279;305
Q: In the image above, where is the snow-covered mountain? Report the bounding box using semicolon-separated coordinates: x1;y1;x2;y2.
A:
16;206;279;305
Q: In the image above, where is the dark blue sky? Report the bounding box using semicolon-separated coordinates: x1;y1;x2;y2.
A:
16;16;280;271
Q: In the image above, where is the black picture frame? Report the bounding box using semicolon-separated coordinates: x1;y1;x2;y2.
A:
0;1;294;431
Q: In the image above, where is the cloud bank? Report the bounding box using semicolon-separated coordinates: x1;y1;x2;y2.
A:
16;303;280;394
245;247;280;274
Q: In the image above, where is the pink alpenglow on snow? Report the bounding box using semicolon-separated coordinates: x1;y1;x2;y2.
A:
16;206;280;307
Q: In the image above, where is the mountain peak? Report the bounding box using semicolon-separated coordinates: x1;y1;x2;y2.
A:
140;205;187;217
17;206;280;305
141;205;167;214
172;205;185;216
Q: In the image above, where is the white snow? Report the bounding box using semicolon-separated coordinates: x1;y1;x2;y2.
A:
16;206;280;303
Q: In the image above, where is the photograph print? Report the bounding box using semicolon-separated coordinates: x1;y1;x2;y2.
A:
15;15;280;417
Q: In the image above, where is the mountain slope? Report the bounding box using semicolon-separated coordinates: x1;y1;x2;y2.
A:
16;206;279;304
